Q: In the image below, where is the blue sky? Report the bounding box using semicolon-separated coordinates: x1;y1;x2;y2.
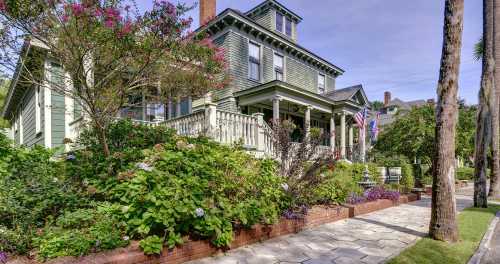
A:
140;0;483;104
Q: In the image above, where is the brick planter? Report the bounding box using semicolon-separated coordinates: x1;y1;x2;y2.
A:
14;194;418;264
343;193;418;217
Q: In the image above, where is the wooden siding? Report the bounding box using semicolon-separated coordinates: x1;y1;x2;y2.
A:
21;87;44;147
208;28;337;112
51;91;65;148
252;8;274;30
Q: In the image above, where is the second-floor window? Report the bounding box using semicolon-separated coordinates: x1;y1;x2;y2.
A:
249;42;261;81
276;12;283;32
318;74;325;94
285;18;292;37
274;53;284;81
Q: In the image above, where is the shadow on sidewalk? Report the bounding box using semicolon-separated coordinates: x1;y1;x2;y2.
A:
351;217;428;237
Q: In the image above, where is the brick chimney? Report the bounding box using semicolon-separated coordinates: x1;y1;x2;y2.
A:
384;91;391;107
200;0;216;27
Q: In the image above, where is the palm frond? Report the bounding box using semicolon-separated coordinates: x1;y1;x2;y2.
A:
474;37;484;61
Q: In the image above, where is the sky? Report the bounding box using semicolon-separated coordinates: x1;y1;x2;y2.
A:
139;0;483;104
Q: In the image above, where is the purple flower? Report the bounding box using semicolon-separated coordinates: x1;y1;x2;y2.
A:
0;251;7;264
347;192;366;204
70;3;85;16
104;19;115;28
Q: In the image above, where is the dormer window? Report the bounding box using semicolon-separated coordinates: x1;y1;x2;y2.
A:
318;74;325;94
285;18;292;36
276;12;283;32
274;53;284;81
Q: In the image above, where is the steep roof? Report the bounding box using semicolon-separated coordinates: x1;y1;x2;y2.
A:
325;85;361;101
245;0;303;23
386;98;426;110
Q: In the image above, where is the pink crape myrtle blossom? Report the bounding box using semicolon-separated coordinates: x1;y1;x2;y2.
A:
0;0;6;12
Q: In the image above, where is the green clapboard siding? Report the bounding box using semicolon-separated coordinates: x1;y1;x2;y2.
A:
50;64;66;148
21;87;44;147
252;9;274;30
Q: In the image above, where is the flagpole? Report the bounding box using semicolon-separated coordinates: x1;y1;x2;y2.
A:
361;123;366;163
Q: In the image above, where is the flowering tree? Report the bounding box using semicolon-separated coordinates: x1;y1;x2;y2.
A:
0;0;227;156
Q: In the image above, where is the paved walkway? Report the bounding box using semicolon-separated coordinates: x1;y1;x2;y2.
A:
188;195;473;264
480;216;500;264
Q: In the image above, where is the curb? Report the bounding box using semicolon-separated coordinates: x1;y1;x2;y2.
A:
468;211;500;264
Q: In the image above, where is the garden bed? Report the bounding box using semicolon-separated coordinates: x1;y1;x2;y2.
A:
8;194;419;264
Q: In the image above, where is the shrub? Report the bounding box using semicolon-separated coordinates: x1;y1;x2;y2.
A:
106;138;286;249
346;187;400;204
34;203;128;260
456;167;474;181
400;162;415;193
0;135;87;254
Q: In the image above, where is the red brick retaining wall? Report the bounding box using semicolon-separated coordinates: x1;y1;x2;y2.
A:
20;194;418;264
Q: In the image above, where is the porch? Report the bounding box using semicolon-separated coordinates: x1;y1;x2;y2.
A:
132;81;367;161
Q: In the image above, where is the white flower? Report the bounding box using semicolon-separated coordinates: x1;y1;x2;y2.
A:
136;162;153;172
195;208;205;217
122;236;130;241
52;177;58;183
186;144;195;150
281;183;289;191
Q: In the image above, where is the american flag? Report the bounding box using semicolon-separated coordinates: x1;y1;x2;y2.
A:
369;112;380;143
354;108;368;128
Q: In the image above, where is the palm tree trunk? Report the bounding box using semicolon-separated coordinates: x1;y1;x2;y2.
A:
429;0;464;242
475;0;495;208
489;0;500;199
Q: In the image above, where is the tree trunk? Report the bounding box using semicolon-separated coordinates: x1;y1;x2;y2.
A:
475;0;495;208
489;0;500;199
429;0;464;242
94;121;111;157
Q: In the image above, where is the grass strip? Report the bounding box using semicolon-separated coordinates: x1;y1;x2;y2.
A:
388;205;500;264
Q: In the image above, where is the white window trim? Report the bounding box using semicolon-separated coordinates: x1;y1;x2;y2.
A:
273;52;285;82
19;108;23;145
44;60;52;148
248;41;262;82
318;73;326;94
275;10;293;38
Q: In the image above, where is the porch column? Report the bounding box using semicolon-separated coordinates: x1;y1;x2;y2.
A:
361;124;366;163
348;124;354;154
330;114;335;152
188;96;193;114
304;105;312;137
176;97;181;118
272;96;281;124
340;112;346;159
167;98;173;120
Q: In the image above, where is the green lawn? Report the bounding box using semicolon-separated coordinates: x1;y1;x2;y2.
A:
388;205;500;264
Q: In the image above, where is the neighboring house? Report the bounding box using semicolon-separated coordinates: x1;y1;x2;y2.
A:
378;91;433;127
1;0;371;161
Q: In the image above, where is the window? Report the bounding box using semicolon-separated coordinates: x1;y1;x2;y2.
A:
274;53;284;81
276;12;283;32
248;42;261;81
285;18;292;36
35;86;41;134
318;74;325;94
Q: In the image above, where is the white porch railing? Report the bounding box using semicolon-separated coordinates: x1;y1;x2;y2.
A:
132;100;334;159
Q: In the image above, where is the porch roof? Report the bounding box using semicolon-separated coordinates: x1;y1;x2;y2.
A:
234;80;365;114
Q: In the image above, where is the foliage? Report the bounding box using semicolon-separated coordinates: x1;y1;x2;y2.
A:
139;235;164;255
346;186;400;204
100;137;286;249
373;104;476;164
456;167;475;181
370;100;384;111
34;203;128;260
0;78;9;128
388;205;500;264
0;134;87;254
271;119;337;206
0;0;228;156
400;162;415;192
473;37;483;61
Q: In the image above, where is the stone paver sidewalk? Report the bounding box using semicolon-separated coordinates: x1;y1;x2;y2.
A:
188;195;473;264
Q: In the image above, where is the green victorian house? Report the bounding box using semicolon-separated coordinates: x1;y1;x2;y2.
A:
2;0;370;160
